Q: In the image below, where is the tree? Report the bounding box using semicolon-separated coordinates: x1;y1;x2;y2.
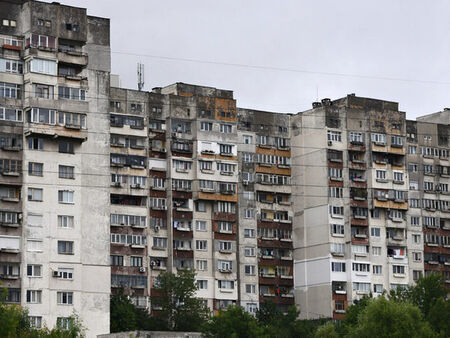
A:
151;269;210;331
314;322;338;338
408;273;447;318
347;297;435;338
427;298;450;338
110;288;138;333
0;286;85;337
203;305;267;338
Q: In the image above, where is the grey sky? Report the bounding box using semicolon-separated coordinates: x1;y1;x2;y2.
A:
45;0;450;118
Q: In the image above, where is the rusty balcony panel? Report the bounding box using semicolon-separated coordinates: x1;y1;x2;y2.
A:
173;249;194;259
173;228;193;239
350;217;369;226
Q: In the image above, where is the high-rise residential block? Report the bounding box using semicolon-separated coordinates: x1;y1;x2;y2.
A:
0;1;111;336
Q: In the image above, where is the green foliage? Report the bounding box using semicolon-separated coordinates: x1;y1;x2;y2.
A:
0;289;85;338
202;305;267;338
110;288;138;333
314;322;338;338
427;298;450;338
408;273;447;318
151;269;210;332
347;297;435;338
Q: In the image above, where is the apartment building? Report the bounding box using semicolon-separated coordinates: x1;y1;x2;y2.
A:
406;111;450;282
237;109;294;314
0;0;110;336
292;95;416;319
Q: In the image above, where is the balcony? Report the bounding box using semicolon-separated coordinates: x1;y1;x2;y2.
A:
57;50;88;66
24;123;87;142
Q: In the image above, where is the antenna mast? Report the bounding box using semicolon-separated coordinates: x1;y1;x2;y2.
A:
137;63;145;91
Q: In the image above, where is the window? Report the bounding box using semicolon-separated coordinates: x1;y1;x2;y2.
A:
58;215;74;229
391;135;403;146
28;137;43;150
329;187;343;198
409;199;420;208
110;255;123;266
218;221;233;233
376;170;386;180
412;234;421;244
27;264;42;277
218;260;232;271
196;201;206;212
245;265;256;275
352;245;368;255
57;112;86;129
218;280;234;289
330;224;344;235
27;239;43;252
335;300;345;312
413;270;423;281
219;144;233;155
242;153;253;162
199;161;213;171
29;59;57;75
130;256;143;267
196;221;207;231
349;132;363;143
408;145;417;154
327;130;342;142
413;252;422;262
200;121;212;131
196;260;207;271
28;188;43;201
58;165;74;179
152;237;167;249
57;292;73;305
328;167;342;178
372;246;381;256
220;124;232;133
58;268;73;279
244;228;255;238
28;162;43;176
393;172;404;182
219;241;232;252
352;263;370;273
243;135;253;144
58;141;74;154
424;181;434;191
331;262;346;272
196;240;207;251
0;107;22;121
172;159;192;171
58;190;74;204
353;282;370;293
373;284;383;293
370;227;380;237
245;284;256;294
0;82;21;99
373;265;382;275
329;205;344;217
29;316;42;328
393;265;405;275
410;216;420;226
217;201;235;213
56;317;72;330
408;163;418;172
26;34;56;49
423;164;433;174
217;162;235;173
245;247;255;257
371;133;386;144
331;243;345;255
30;108;56;125
58;86;86;101
243;191;254;200
58;241;74;254
197;280;208;290
26;290;42;304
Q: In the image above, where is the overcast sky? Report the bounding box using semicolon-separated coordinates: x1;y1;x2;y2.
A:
45;0;450;119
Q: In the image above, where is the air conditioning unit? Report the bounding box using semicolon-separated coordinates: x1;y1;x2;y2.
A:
52;271;60;278
154;225;160;232
328;141;333;146
139;267;146;273
243;181;249;186
114;182;121;187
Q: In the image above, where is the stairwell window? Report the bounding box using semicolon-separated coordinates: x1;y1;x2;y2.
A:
58;190;74;204
329;206;344;218
26;290;42;304
58;165;74;179
58;215;74;228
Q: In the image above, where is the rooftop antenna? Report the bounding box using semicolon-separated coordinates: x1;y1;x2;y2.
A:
316;85;319;102
137;63;145;91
